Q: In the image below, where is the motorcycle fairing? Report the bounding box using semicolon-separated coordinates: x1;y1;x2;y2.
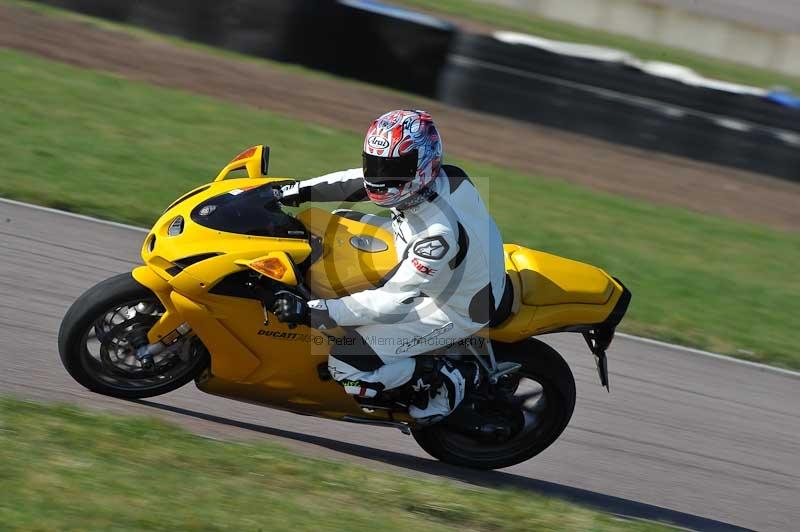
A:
133;174;627;421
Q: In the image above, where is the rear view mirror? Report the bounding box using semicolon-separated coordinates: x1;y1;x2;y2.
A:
261;145;270;176
215;145;271;181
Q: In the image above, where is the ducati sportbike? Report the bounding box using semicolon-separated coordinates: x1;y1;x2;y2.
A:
59;146;630;469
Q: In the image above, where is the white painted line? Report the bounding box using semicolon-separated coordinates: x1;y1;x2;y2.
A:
774;131;800;147
0;197;148;233
714;118;751;132
616;333;800;378
3;196;799;379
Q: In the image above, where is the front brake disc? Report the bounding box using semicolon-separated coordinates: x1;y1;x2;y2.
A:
98;315;160;377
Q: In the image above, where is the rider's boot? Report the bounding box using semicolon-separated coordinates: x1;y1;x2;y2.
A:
408;357;478;424
409;357;519;441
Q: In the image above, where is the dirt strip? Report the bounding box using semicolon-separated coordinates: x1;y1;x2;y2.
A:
1;2;799;231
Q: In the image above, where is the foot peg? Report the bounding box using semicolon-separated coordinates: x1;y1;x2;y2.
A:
490;362;522;383
317;363;332;381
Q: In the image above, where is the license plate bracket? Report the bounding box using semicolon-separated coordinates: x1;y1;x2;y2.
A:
583;327;614;391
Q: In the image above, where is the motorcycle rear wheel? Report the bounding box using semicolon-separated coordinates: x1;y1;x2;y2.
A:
58;272;209;399
412;338;576;470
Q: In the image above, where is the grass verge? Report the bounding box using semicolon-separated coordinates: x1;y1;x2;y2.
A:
0;48;798;369
390;0;800;93
0;398;668;531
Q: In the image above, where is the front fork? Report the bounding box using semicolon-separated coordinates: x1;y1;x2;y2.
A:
130;266;195;368
130;322;193;369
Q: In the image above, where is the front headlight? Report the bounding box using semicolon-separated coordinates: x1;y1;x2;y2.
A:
168;216;184;236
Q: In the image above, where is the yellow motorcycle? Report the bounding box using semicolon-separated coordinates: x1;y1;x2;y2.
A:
58;146;630;469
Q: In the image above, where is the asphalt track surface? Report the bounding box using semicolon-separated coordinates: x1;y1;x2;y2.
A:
1;200;798;532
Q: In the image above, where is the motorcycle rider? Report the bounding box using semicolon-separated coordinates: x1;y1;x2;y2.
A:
272;109;507;426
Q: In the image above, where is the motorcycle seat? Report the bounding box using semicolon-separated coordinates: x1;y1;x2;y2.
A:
506;246;614;307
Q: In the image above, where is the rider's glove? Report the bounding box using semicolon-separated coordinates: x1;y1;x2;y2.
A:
272;291;308;325
272;291;337;330
278;182;308;207
269;187;284;204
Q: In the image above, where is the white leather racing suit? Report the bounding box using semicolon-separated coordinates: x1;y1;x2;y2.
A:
282;166;506;418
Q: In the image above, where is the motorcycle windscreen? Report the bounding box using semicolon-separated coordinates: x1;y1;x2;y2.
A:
190;184;308;239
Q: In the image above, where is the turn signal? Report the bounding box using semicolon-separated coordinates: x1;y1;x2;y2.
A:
249;257;287;280
230;146;257;163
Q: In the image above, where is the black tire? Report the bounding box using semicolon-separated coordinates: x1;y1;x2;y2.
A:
412;338;576;470
58;272;208;399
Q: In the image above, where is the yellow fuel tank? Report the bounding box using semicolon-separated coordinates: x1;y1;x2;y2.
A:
297;208;397;298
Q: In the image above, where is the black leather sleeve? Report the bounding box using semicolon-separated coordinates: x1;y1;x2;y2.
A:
283;169;367;205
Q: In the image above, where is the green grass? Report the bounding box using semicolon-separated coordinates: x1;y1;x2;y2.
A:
0;398;668;531
0;48;798;369
390;0;800;93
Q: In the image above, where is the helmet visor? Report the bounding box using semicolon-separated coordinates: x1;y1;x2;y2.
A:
362;150;419;185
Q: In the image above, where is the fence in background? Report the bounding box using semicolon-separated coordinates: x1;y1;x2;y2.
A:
472;0;800;77
440;33;800;182
33;0;455;97
31;0;800;183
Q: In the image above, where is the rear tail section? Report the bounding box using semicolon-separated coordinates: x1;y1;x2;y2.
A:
488;245;631;342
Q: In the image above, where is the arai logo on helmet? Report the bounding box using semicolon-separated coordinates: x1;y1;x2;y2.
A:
367;135;390;150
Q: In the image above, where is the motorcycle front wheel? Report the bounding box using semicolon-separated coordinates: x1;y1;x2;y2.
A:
58;272;209;399
412;338;576;470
